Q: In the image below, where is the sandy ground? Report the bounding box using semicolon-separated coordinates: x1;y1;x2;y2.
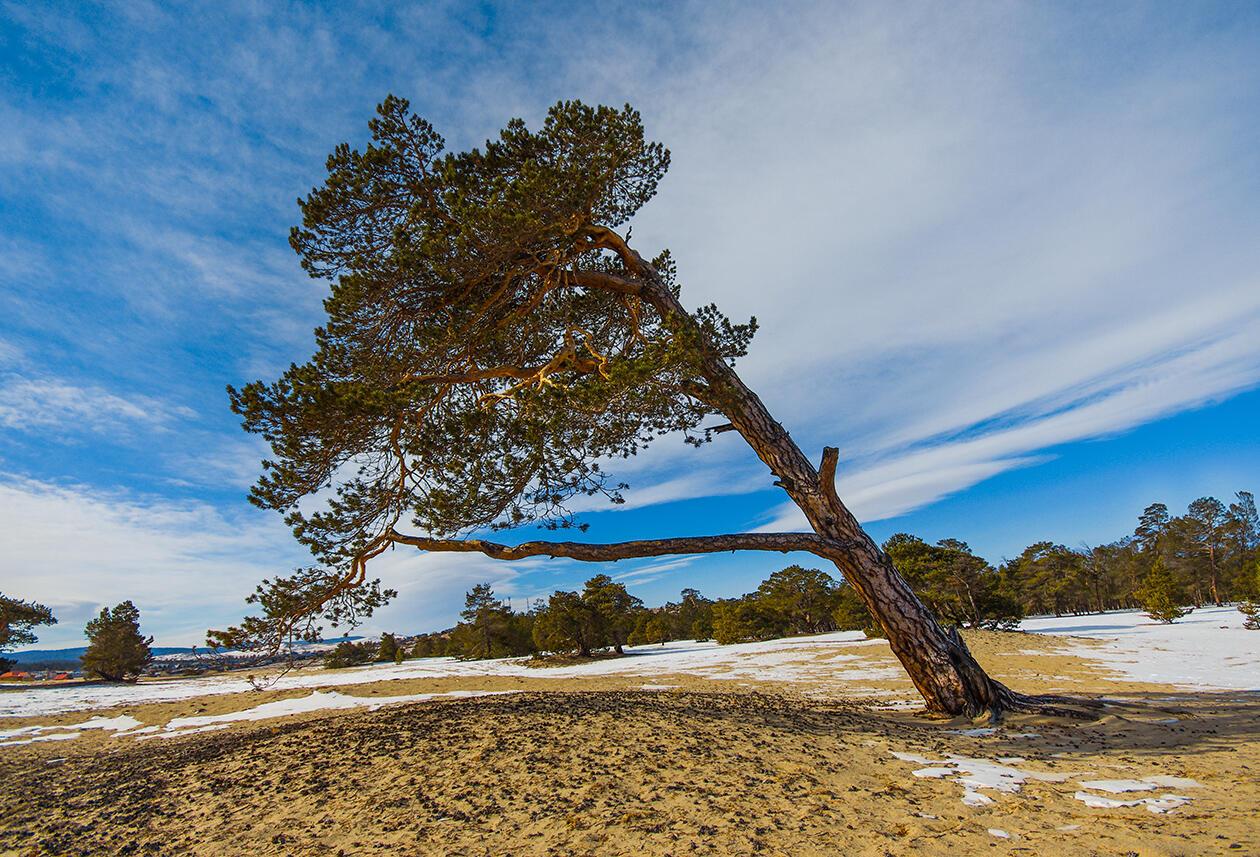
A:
1;629;1257;856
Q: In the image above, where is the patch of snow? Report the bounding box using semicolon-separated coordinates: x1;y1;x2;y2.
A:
962;790;993;806
1021;606;1260;691
158;688;514;735
0;714;143;746
4;689;516;746
1143;775;1201;789
1077;779;1157;793
138;724;231;740
892;751;1074;806
114;725;160;737
0;631;888;717
1073;791;1192;813
987;828;1011;839
0;731;80;747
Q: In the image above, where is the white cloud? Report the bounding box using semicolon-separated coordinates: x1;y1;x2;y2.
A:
0;377;195;435
4;3;1260;640
618;3;1260;518
0;475;302;648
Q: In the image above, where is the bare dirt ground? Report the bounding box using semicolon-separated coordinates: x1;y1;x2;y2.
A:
1;631;1257;856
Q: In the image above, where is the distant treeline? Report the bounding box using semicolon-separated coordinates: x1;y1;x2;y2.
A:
323;490;1259;666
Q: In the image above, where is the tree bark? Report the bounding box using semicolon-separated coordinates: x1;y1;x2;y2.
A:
594;227;1033;718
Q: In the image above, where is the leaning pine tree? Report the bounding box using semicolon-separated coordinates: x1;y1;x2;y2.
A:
211;96;1079;717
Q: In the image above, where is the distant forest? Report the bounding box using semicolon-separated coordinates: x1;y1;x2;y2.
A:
323;490;1259;666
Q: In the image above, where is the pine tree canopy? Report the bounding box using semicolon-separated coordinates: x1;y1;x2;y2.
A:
211;97;761;652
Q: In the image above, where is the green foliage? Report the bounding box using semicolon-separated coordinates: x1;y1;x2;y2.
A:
1240;599;1260;631
1237;558;1260;631
756;565;842;634
215;96;757;652
377;632;400;663
81;601;153;682
206;567;395;654
409;633;449;659
532;590;599;656
1139;558;1188;624
322;640;377;669
0;594;56;671
581;574;643;653
885;535;1021;630
832;584;882;637
452;584;529;659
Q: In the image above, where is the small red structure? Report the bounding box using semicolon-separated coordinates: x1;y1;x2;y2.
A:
0;670;32;680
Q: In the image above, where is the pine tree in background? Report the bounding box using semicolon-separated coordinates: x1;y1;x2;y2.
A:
322;640;376;669
1140;559;1188;624
81;601;153;681
531;591;598;656
377;632;400;663
1240;599;1260;630
581;574;642;654
1238;559;1260;631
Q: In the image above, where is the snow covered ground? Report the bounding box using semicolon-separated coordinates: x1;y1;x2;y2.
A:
0;632;892;718
2;607;1256;720
1020;605;1260;691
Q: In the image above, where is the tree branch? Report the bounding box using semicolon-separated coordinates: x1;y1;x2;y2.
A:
386;529;841;561
565;269;644;296
819;446;840;506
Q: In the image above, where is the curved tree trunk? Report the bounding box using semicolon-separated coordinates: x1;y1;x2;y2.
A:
620;239;1020;717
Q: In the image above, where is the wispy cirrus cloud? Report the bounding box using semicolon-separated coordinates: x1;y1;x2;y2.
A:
0;377;195;435
2;1;1259;638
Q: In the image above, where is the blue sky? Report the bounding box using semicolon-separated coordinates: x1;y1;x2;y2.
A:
2;1;1258;648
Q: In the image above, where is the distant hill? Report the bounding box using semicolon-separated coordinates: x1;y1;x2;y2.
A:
9;646;191;665
8;636;366;669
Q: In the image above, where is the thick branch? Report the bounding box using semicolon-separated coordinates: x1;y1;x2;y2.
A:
387;529;841;561
565;269;644;296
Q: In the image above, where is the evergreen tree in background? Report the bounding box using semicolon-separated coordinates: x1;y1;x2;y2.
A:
1237;558;1260;631
81;601;153;681
676;588;714;640
832;583;882;637
377;632;400;662
1139;559;1188;624
457;584;513;659
755;566;839;634
532;591;598;656
323;640;376;669
1184;497;1228;605
1227;492;1258;587
306;487;1257;662
1135;502;1170;554
0;594;56;673
884;536;1021;629
581;574;642;654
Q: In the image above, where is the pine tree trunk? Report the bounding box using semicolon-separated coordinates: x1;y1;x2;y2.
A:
637;262;1020;717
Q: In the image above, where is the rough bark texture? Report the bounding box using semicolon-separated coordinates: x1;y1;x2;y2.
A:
592;227;1030;718
386;532;840;562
